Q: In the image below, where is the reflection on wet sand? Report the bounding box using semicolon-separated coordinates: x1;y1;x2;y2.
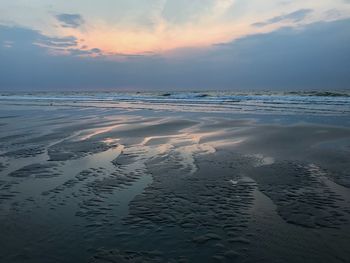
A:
0;103;350;263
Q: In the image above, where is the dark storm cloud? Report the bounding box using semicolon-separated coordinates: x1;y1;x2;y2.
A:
0;19;349;91
56;14;84;28
252;9;313;27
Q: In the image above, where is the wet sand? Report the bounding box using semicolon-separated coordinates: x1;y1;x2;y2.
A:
0;102;350;263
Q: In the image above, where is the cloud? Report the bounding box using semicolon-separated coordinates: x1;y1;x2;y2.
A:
67;48;102;56
252;9;313;27
1;1;350;55
0;24;79;55
161;0;215;24
56;13;84;28
38;36;78;49
0;19;349;91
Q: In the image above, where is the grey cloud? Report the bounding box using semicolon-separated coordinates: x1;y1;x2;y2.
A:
38;36;78;48
0;25;78;51
67;48;102;56
252;9;313;27
0;19;349;91
56;13;84;28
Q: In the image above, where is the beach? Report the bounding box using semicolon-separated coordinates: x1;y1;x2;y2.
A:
0;92;350;262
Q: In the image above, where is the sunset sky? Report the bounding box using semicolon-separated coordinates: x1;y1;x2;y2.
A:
1;0;350;90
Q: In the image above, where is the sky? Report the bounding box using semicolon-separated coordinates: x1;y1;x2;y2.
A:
0;0;350;91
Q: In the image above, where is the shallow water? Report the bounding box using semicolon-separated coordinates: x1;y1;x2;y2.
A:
0;94;350;262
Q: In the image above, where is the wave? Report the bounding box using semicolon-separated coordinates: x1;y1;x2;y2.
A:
286;91;350;97
1;90;349;115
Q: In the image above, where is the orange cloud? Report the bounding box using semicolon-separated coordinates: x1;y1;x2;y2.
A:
41;0;350;56
56;19;254;55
